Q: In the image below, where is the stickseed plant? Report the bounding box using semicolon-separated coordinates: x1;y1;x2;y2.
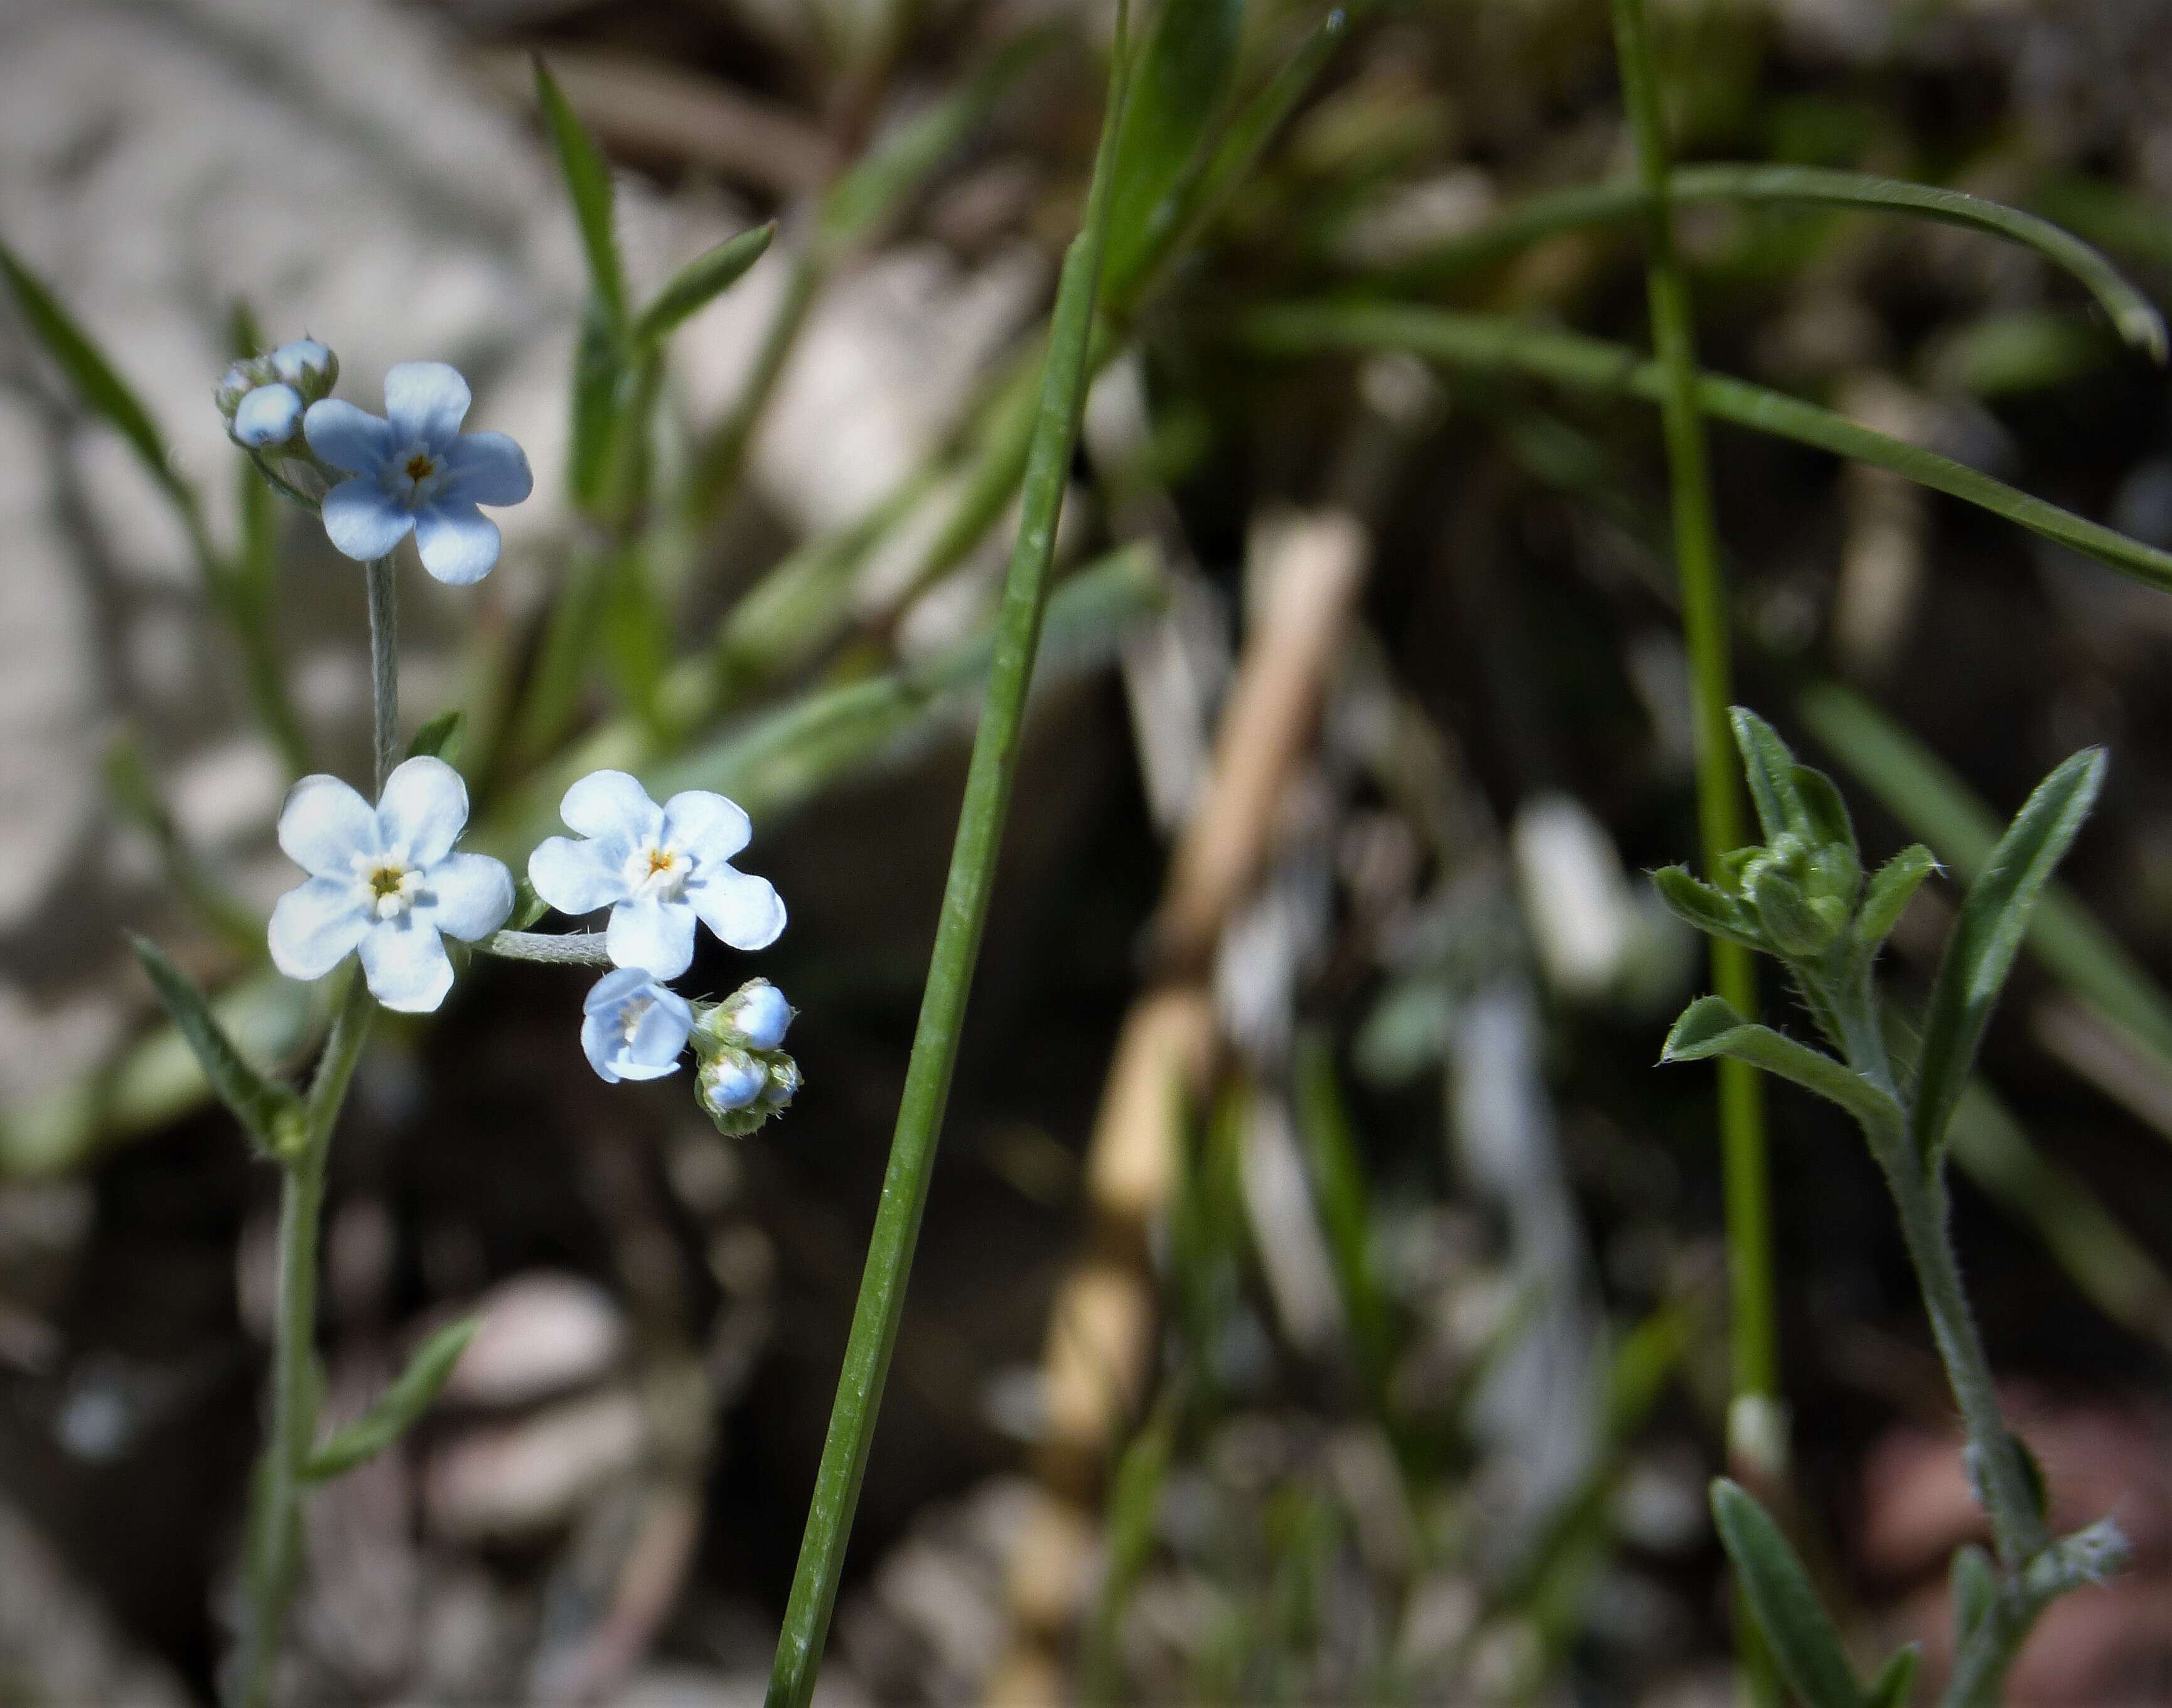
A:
1653;711;2131;1708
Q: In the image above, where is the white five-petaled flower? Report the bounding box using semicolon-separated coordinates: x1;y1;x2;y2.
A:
527;771;785;980
268;756;514;1013
581;969;695;1083
303;362;532;586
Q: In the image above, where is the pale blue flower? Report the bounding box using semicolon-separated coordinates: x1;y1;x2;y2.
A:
303;362;532;586
527;771;785;980
268;756;514;1013
269;339;336;395
718;979;792;1050
581;968;694;1083
232;382;303;448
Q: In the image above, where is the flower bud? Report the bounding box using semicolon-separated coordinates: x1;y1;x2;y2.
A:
701;977;793;1051
1745;847;1845;959
232;382;303;448
700;1048;766;1116
269;338;338;402
214;358;274;417
759;1054;801;1109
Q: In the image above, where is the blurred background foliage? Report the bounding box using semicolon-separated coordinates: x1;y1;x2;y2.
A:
1;0;2171;1702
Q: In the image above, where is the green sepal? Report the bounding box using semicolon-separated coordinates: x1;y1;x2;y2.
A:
406;709;465;763
303;1314;478;1481
1911;748;2105;1160
1710;1479;1865;1708
1663;997;1903;1142
1650;864;1767;951
1855;844;1938;953
131;937;301;1153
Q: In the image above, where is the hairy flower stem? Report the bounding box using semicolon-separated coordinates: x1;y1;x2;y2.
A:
476;929;615;965
366;557;399;790
233;974;373;1708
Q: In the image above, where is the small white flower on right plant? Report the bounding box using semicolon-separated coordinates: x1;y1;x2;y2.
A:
581;968;694;1083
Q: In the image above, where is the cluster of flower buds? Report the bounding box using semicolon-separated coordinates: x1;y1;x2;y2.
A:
692;979;799;1137
215;338;339;451
1716;825;1860;960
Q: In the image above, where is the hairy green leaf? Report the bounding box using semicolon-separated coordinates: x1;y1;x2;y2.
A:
304;1316;478;1481
1912;749;2105;1158
1664;996;1903;1142
1792;766;1859;866
1856;844;1939;952
534;58;626;336
1245;303;2172;596
1731;707;1807;842
633;223;775;348
1651;865;1766;951
406;709;464;763
131;937;299;1149
1950;1543;1997;1646
1711;1479;1865;1708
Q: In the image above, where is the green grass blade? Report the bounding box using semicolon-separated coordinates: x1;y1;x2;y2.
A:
1293;1032;1394;1410
1908;748;2105;1160
1384;164;2166;360
633;222;776;350
1710;1480;1866;1708
130;937;300;1151
1246;302;2172;594
1798;683;2172;1070
1102;0;1245;303
762;16;1134;1676
533;58;626;338
304;1315;478;1481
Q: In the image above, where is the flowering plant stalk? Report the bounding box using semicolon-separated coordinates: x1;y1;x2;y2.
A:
1653;710;2130;1708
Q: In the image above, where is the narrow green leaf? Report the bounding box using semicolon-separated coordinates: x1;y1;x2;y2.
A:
1103;0;1246;302
1911;749;2105;1157
632;223;775;349
1950;1544;1997;1645
1244;303;2172;596
304;1316;478;1481
1711;1479;1866;1708
1864;1643;1920;1708
534;58;626;336
1387;164;2166;363
406;709;464;763
1792;766;1859;866
1294;1032;1394;1408
130;937;299;1148
1664;996;1903;1142
1650;865;1767;952
1856;845;1938;952
0;239;189;506
1731;707;1807;842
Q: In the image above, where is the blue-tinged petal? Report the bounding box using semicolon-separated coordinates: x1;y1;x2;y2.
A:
583;965;656;1016
420;852;513;941
303;399;394;475
607;895;697;979
662;790;751;867
268;878;369;980
581;1007;630;1082
529;835;630;916
278;773;379;877
562;770;664;843
688;867;785;952
378;755;470;865
322;478;415;562
412;500;501;586
384;360;471;448
723;980;793;1050
621;989;694;1077
359;918;456;1013
271;340;333;386
702;1051;766;1111
233;384;302;446
443;431;532;507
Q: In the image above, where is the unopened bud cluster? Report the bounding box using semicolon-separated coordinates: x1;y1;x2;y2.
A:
216;339;340;451
1719;827;1859;960
692;979;799;1137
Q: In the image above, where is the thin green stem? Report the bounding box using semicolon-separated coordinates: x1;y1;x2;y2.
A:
232;973;372;1708
365;557;398;789
1608;0;1778;1437
761;18;1131;1707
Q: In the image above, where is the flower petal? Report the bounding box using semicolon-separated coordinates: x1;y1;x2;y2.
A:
322;478;415;561
233;384;302;446
528;835;630;916
303;399;393;475
607;896;697;979
623;988;694;1077
580;1009;630;1083
413;500;502;586
561;770;663;843
359;919;455;1014
662;791;751;867
443;432;532;507
383;360;471;448
419;852;513;942
268;878;368;980
688;867;785;952
583;965;656;1016
378;756;470;866
278;773;379;877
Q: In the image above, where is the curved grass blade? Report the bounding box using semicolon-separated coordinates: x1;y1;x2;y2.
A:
1102;0;1245;302
1386;165;2166;362
1245;301;2172;595
1710;1480;1866;1708
1910;748;2105;1160
304;1315;478;1481
533;57;626;338
763;13;1135;1677
632;222;775;350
